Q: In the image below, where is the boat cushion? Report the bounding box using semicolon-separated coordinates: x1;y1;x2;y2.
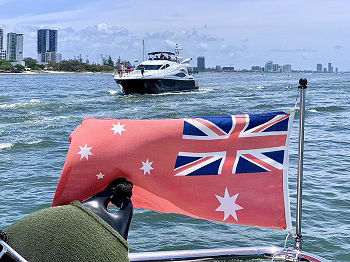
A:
5;201;129;262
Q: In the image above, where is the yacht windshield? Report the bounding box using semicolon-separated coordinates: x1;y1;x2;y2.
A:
136;65;162;70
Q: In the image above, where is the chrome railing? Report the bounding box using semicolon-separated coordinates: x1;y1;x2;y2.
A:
114;68;191;79
1;240;328;262
0;240;27;262
129;246;328;262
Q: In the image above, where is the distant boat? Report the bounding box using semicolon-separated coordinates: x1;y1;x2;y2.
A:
114;46;198;94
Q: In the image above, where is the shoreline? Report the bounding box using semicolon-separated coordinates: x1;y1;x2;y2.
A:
0;71;114;75
1;71;347;75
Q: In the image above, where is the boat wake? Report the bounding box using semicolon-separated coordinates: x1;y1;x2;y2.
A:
0;140;47;151
0;143;13;150
108;90;120;95
0;99;42;109
118;88;212;97
309;105;344;112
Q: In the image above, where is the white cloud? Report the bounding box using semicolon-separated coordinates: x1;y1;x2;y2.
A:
164;40;177;49
198;43;209;51
2;0;350;69
270;49;317;53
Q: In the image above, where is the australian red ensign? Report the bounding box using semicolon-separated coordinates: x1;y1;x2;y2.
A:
53;111;294;230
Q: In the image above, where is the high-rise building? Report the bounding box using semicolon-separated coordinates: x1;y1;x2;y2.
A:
37;29;57;53
282;64;292;73
0;50;5;60
316;64;322;72
37;29;61;64
0;27;5;60
0;27;3;51
265;61;273;72
6;33;23;62
197;56;205;70
328;63;333;73
273;63;281;72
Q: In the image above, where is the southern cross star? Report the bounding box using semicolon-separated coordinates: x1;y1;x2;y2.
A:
96;172;105;179
110;122;126;135
215;187;243;221
77;143;93;160
140;159;153;175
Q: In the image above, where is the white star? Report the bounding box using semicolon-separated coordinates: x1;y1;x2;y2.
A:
110;122;126;135
77;143;93;160
96;172;104;179
215;187;243;221
140;159;153;175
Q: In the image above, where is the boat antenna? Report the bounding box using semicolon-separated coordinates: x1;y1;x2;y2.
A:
294;78;307;250
174;43;182;56
142;40;145;61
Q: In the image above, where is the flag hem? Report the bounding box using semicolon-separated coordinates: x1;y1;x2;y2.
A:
283;111;294;231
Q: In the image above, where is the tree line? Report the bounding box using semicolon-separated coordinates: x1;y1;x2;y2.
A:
0;60;26;73
46;59;115;72
35;55;131;72
0;55;131;73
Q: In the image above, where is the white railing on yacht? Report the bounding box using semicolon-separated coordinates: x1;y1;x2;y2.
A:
115;68;192;79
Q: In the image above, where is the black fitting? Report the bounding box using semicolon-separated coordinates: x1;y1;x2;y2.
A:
82;178;134;240
107;178;133;207
298;78;307;89
294;234;303;250
0;230;9;243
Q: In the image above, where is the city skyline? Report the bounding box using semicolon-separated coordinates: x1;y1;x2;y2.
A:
0;25;341;72
0;0;349;70
0;25;343;72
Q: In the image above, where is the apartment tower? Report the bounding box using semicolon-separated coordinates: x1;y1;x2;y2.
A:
6;32;23;62
197;56;205;70
0;27;6;60
37;29;61;64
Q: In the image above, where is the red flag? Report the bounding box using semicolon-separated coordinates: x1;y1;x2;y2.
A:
53;111;294;230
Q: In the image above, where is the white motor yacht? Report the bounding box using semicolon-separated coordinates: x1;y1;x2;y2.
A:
114;50;197;94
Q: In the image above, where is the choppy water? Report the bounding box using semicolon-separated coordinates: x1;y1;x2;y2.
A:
0;72;349;261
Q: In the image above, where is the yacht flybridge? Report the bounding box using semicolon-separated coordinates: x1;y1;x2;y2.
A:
114;50;197;94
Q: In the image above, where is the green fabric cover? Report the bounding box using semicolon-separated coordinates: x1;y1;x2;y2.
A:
5;201;129;262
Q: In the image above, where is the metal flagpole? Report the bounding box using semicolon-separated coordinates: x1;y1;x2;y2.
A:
295;78;307;250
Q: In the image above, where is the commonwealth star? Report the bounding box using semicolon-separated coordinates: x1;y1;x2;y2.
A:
215;187;243;221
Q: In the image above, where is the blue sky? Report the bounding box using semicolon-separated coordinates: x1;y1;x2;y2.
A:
1;0;349;70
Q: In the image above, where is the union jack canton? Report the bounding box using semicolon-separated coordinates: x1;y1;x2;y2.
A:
174;112;292;176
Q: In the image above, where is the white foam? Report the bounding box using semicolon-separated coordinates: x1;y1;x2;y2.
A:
29;99;41;103
149;89;207;96
108;90;118;95
0;99;42;109
42;115;72;121
0;103;16;109
26;140;43;145
0;143;13;150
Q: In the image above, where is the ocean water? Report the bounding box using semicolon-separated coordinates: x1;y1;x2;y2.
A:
0;72;349;261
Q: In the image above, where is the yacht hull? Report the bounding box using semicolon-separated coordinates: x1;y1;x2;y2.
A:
115;78;197;94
